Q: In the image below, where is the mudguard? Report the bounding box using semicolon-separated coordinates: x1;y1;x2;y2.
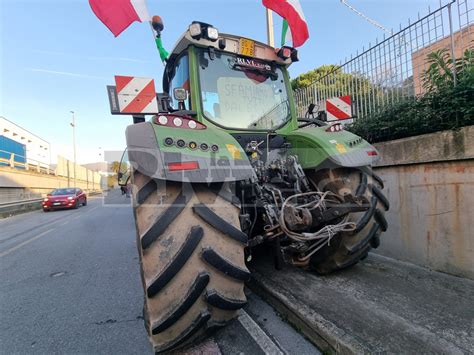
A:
285;126;380;169
126;121;254;182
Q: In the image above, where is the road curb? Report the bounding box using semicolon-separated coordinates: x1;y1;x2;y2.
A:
247;268;369;355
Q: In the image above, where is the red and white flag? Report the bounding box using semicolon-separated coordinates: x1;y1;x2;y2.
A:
262;0;309;47
89;0;150;37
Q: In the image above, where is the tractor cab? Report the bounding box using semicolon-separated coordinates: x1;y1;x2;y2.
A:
163;22;299;131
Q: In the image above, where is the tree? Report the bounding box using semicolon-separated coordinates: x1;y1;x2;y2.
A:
110;161;121;174
291;65;340;90
422;48;474;91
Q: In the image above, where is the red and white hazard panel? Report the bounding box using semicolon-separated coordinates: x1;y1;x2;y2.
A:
114;76;158;114
325;95;353;122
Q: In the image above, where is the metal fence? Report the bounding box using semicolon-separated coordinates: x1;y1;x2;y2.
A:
294;0;473;119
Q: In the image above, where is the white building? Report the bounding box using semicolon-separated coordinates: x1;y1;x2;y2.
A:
0;116;51;168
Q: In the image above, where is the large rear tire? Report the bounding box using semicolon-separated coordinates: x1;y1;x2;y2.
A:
307;167;389;274
131;170;249;353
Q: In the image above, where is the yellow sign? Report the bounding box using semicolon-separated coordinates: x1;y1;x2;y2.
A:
226;144;243;160
239;38;255;57
336;143;347;153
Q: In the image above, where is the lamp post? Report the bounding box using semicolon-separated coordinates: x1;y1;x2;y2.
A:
70;111;77;187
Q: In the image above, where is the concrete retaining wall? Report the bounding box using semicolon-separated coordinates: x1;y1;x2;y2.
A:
373;126;474;279
0;165;104;203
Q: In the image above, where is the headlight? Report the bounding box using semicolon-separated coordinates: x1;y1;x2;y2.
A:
67;196;74;200
173;117;183;127
189;23;202;39
207;26;219;41
43;198;49;202
158;115;168;125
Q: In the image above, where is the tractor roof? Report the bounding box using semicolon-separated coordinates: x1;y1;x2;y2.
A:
169;24;293;66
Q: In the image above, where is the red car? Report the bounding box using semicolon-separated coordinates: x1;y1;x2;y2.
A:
42;188;87;211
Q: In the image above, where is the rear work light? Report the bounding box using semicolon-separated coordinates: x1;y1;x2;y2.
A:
167;161;200;172
154;114;206;130
276;46;293;60
326;123;343;132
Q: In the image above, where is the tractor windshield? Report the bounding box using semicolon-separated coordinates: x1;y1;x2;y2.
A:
197;48;290;130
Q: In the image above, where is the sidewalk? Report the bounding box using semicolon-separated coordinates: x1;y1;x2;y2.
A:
248;253;474;354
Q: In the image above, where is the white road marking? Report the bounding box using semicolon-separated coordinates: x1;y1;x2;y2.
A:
238;310;284;355
0;229;55;258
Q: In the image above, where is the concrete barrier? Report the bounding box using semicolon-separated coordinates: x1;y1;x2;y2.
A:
0;165;103;193
0;165;103;217
373;125;474;279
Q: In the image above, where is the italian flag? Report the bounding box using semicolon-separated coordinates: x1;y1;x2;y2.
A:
89;0;150;37
262;0;309;48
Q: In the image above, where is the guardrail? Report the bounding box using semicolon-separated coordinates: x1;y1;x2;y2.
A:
0;149;53;174
0;198;43;208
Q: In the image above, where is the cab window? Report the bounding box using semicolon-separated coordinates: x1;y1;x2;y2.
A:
169;54;190;110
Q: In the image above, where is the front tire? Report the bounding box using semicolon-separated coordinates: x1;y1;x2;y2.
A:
132;171;249;353
307;167;389;274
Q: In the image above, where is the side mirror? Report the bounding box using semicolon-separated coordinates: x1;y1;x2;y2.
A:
173;87;187;110
117;149;130;187
118;173;130;187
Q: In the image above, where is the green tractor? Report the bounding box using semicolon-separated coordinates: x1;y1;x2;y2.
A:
113;20;388;353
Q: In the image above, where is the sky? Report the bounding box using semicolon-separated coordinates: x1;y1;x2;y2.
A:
0;0;444;164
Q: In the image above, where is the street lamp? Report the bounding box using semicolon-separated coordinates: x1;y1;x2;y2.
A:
70;111;77;187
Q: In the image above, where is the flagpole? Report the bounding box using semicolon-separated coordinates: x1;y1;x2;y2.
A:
266;8;275;47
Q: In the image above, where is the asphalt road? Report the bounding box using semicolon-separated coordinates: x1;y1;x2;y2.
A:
1;190;318;354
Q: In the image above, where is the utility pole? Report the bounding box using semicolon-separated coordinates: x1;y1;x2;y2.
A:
266;8;275;47
70;111;77;187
